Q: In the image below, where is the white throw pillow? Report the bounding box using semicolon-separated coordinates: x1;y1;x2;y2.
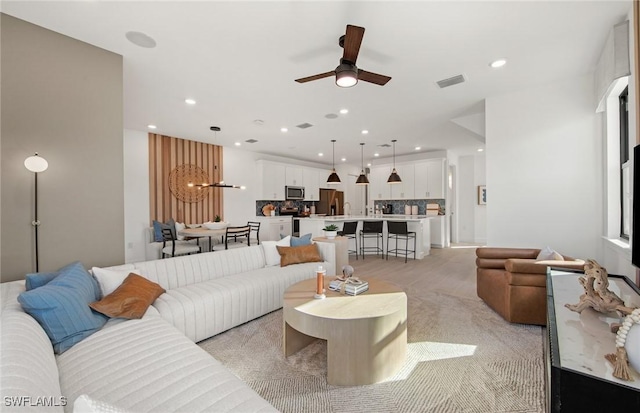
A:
91;267;141;297
536;246;564;261
175;222;186;240
74;394;131;413
262;236;291;266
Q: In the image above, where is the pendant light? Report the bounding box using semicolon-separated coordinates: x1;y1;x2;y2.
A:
327;139;341;184
387;139;402;184
356;142;369;185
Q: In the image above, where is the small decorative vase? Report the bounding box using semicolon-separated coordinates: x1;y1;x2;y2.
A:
626;323;640;374
324;230;337;239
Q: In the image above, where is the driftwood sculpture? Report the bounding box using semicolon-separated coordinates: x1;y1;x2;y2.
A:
565;260;633;316
564;259;638;380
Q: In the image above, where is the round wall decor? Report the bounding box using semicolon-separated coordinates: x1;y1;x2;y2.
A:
168;164;210;203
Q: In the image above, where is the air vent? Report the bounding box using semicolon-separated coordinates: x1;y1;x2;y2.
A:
436;74;466;89
245;139;258;143
378;144;391;148
296;122;313;129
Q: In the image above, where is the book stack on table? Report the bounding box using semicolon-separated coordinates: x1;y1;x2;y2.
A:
328;279;369;296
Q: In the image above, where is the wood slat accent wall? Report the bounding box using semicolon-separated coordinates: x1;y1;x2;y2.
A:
149;133;223;224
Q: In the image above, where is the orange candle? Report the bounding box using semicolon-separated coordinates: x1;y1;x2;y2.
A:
316;265;325;296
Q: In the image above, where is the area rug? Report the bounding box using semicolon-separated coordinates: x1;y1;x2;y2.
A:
199;289;545;413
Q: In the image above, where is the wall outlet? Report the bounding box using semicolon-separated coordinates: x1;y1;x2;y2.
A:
127;242;134;249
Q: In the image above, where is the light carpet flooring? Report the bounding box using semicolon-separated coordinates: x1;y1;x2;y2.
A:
199;245;545;413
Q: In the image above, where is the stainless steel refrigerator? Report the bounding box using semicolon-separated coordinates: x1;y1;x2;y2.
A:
317;189;344;216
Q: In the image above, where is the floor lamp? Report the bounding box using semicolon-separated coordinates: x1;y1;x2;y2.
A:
24;153;48;272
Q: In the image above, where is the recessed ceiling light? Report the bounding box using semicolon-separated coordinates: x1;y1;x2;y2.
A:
318;153;323;157
415;146;421;151
478;148;484;152
341;157;346;162
234;142;241;146
340;109;349;114
147;124;157;129
281;127;288;132
490;59;507;68
185;98;196;105
361;130;369;134
367;163;372;167
125;31;157;48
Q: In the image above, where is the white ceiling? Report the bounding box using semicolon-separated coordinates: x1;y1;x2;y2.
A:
0;0;631;166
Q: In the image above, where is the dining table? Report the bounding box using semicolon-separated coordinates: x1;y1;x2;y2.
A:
178;226;228;252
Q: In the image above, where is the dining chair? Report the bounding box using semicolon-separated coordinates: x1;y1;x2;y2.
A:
247;221;261;245
161;228;201;258
224;225;251;249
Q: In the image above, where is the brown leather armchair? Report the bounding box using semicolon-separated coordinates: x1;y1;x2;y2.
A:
476;247;585;325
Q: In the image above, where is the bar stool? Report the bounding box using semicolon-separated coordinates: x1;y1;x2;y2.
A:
386;221;416;263
338;221;359;260
359;220;384;259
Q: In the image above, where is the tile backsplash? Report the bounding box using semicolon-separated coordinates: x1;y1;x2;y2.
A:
374;199;445;215
256;199;445;216
255;200;315;216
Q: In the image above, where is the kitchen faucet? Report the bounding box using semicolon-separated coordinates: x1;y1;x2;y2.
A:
343;201;351;216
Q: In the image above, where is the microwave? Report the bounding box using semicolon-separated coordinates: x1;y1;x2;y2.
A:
285;186;305;200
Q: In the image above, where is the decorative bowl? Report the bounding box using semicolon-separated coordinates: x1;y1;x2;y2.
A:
203;222;227;230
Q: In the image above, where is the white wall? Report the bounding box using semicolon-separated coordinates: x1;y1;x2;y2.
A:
486;73;602;260
1;15;124;280
124;129;150;263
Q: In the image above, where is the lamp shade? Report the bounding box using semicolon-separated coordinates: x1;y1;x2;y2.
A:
356;171;369;185
327;169;341;184
387;168;402;184
24;154;48;173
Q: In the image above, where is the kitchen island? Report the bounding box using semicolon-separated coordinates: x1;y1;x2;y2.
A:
299;215;435;259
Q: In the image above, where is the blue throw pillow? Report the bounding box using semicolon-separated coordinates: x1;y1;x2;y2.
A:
152;219;176;242
291;233;313;246
25;261;101;300
25;271;59;291
18;261;108;354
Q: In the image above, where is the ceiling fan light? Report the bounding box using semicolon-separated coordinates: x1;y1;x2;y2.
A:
335;63;358;88
387;168;402;184
327;169;341;184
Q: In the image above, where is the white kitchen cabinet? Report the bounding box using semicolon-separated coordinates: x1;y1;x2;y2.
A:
414;159;445;199
258;161;285;200
390;164;415;200
285;166;303;186
303;167;320;200
269;217;292;241
370;166;391;200
253;216;292;241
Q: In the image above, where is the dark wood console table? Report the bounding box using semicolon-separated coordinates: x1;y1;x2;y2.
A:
545;269;640;412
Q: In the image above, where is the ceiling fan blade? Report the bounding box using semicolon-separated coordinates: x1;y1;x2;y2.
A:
358;69;392;86
295;71;335;83
342;25;365;64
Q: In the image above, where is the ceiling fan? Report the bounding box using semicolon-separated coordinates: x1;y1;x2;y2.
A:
295;24;391;88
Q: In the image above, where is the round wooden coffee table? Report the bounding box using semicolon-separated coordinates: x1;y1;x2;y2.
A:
283;277;407;386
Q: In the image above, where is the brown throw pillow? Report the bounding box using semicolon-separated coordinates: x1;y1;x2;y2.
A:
276;244;322;267
90;273;165;319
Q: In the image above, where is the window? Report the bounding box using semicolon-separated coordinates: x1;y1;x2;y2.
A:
620;86;631;239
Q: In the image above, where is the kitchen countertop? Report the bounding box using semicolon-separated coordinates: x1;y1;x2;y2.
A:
303;215;442;222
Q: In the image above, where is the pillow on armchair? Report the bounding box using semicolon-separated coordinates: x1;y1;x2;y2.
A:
152;218;176;242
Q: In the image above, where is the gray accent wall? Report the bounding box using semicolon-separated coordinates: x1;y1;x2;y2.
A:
1;14;124;282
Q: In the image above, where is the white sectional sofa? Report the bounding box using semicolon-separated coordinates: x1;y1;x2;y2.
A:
1;242;336;412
